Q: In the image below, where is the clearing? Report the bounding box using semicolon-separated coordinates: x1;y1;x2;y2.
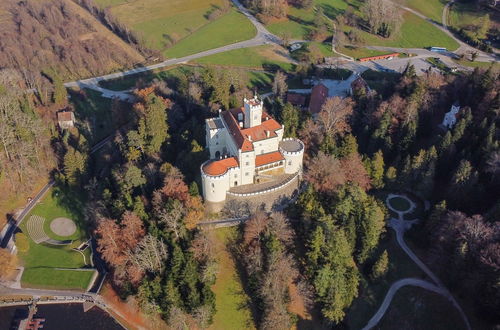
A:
210;227;255;329
401;0;446;23
17;187;95;291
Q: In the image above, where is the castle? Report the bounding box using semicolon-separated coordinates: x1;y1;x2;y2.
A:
201;95;304;204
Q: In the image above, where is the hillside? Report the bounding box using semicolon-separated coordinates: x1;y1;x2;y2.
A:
0;0;145;83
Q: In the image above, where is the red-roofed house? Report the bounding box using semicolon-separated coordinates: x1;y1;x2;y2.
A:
308;83;329;115
57;110;75;129
201;95;305;203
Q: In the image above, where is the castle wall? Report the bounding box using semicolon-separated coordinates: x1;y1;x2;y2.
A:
280;138;305;174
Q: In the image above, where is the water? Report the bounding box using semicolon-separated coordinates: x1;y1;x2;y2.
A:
0;303;124;330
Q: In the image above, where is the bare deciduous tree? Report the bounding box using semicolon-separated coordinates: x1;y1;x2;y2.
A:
318;97;354;137
128;234;168;274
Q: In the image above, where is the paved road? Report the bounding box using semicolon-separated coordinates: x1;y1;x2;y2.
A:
64;0;281;101
362;278;447;330
363;195;471;330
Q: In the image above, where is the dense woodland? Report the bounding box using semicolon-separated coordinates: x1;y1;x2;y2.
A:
0;0;145;105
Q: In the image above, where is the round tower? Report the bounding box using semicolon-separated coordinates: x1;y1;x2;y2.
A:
200;160;232;203
279;138;304;174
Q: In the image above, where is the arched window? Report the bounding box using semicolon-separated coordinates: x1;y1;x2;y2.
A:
215;151;221;159
211;183;215;188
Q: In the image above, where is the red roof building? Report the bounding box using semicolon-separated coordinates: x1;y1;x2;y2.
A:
308;83;329;114
286;93;307;108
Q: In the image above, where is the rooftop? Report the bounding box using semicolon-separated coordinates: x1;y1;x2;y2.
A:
203;157;239;176
57;111;74;122
279;139;303;153
222;107;282;152
207;117;224;130
255;151;284;167
308;83;328;114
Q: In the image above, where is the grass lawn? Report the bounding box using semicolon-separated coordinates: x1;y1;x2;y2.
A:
195;45;294;71
97;0;228;51
346;231;426;329
267;0;349;39
163;9;256;58
353;12;459;50
388;196;411;212
210;227;255;330
18;187;93;290
404;0;446;23
454;59;500;69
448;1;491;36
69;88;134;145
339;46;392;59
377;286;466;330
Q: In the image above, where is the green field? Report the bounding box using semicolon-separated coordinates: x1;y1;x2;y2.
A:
210;227;255;329
195;45;294;71
163;9;256;58
18;187;94;291
352;12;459;50
453;59;500;69
95;0;229;50
404;0;446;23
267;0;348;39
377;286;466;330
449;1;492;37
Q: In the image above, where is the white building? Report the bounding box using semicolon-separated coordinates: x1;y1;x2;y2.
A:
442;103;460;129
201;96;304;203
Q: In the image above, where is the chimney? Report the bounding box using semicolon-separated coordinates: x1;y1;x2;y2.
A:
248;135;252;141
266;130;270;138
238;113;243;121
239;122;243;128
266;116;269;121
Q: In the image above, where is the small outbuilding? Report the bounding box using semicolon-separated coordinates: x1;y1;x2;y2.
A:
57;110;75;129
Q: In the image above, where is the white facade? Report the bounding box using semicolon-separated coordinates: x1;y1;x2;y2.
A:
201;96;304;203
442;103;460;129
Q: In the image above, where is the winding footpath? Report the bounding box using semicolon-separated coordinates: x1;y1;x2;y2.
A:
363;195;471;330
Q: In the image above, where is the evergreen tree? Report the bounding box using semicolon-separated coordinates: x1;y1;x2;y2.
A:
368;150;385;189
281;103;300;137
371;250;389;280
144;94;169;154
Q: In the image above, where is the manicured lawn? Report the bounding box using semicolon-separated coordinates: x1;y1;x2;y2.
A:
346;231;426;329
377;286;466;330
18;187;93;290
210;227;255;330
404;0;446;23
21;269;95;291
389;196;411;212
163;9;256;58
195;45;294;71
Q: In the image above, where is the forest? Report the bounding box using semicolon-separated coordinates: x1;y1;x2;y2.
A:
62;63;498;329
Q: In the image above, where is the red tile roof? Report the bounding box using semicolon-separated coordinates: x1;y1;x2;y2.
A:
57;111;74;122
255;151;284;167
203;157;239;176
308;84;328;114
222;108;282;152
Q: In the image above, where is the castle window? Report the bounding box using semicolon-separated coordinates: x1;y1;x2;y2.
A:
245;172;249;176
234;174;237;178
288;161;292;166
245;162;249;166
211;183;215;188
